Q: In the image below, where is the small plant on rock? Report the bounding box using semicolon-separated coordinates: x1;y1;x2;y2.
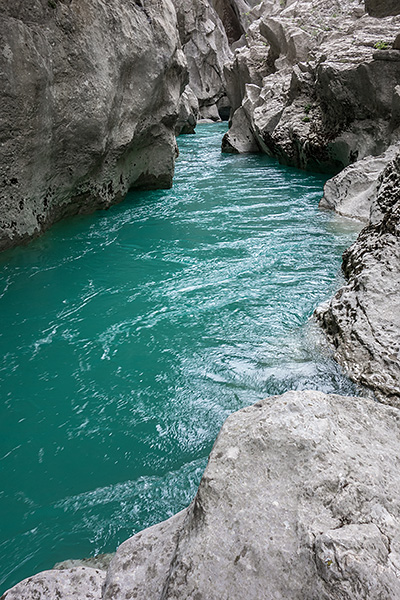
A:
374;41;391;50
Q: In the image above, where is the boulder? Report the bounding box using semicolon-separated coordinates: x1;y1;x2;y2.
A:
162;390;400;599
0;0;186;251
316;151;400;405
5;390;400;599
319;145;399;221
102;509;188;599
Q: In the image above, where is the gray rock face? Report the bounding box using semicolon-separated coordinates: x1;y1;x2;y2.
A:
103;509;188;599
2;566;105;600
5;390;400;599
173;0;232;118
162;390;400;599
0;0;186;251
365;0;400;17
319;144;399;221
316;151;400;405
223;0;400;172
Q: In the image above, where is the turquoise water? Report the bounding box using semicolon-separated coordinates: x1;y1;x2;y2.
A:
0;123;361;593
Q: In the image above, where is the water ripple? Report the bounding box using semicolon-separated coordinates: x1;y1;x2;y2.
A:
0;123;363;593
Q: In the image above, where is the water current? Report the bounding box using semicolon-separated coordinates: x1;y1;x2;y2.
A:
0;123;362;592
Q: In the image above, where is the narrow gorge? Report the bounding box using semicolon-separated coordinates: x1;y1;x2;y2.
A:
0;0;399;599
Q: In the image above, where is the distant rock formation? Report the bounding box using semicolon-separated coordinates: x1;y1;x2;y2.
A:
4;390;400;599
172;0;233;120
222;0;400;174
0;0;186;251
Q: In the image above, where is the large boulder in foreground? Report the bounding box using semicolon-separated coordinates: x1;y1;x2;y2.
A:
4;390;400;599
0;0;186;251
316;151;400;406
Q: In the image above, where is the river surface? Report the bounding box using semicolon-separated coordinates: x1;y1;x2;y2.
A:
0;123;361;592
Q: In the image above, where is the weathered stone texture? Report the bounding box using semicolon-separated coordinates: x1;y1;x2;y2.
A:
2;566;105;600
173;0;232;118
0;0;186;251
223;0;400;173
366;0;400;17
316;152;400;405
5;391;400;599
162;390;400;599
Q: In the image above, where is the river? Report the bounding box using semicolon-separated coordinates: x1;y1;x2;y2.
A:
0;123;361;593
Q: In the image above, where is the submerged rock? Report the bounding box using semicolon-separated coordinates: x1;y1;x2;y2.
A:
0;0;186;251
4;390;400;599
316;151;400;405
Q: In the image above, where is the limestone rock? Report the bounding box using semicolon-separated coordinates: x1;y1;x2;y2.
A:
53;554;114;572
2;567;105;600
319;145;399;221
222;105;260;152
103;509;187;599
316;151;400;405
162;390;400;599
173;0;232;118
365;0;400;17
0;0;186;251
6;390;400;599
176;85;200;134
222;0;400;171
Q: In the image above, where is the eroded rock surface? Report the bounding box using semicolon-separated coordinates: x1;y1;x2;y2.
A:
0;0;186;251
173;0;232;119
223;0;400;169
316;152;400;405
2;566;105;600
319;144;399;221
5;390;400;599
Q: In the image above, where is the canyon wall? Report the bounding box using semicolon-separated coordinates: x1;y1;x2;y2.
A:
0;0;186;251
222;0;400;173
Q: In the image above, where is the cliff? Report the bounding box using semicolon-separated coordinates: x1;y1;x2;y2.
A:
316;151;400;406
222;0;400;173
0;0;186;251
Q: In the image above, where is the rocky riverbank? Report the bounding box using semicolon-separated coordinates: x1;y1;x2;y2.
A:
4;390;400;599
1;0;400;598
218;0;400;405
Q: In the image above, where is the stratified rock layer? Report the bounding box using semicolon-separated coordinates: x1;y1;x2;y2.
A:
0;0;186;251
316;152;400;405
4;391;400;599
